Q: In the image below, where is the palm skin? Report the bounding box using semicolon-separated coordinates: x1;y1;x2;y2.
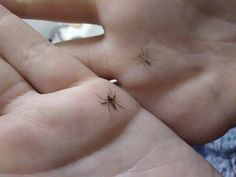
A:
0;3;222;177
0;83;221;177
1;0;236;143
0;86;221;177
62;0;236;143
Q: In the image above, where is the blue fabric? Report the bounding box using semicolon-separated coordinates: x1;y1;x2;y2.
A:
195;128;236;177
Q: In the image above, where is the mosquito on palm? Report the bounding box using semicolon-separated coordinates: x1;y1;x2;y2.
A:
135;49;155;67
134;48;157;77
96;88;125;120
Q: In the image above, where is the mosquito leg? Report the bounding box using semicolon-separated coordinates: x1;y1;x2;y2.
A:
107;103;112;120
110;101;117;110
114;100;126;110
96;93;107;101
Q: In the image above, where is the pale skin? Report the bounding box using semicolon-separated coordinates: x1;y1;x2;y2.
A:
0;0;233;176
1;0;236;144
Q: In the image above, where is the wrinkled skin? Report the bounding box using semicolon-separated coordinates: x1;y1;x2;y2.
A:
1;0;236;143
0;2;222;177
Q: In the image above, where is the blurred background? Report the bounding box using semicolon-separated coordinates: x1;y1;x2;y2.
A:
24;19;104;43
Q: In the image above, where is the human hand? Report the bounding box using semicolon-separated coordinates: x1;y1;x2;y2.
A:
1;0;236;143
0;4;222;177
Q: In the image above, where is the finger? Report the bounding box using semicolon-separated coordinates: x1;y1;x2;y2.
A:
189;0;236;23
0;57;33;114
0;5;96;93
56;36;115;79
0;0;99;23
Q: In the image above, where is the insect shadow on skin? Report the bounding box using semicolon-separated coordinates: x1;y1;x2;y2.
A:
134;48;157;77
96;88;126;120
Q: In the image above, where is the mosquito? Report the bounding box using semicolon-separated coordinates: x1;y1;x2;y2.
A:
135;48;155;67
134;48;157;77
96;88;125;120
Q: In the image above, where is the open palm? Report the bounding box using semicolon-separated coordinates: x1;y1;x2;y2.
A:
2;0;236;143
0;4;222;177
